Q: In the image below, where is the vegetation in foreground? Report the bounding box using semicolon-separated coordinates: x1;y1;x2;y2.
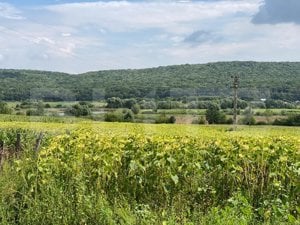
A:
0;124;299;224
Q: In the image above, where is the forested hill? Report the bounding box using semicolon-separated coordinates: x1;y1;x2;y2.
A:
0;61;299;101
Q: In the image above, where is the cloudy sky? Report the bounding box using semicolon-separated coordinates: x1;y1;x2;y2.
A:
0;0;299;73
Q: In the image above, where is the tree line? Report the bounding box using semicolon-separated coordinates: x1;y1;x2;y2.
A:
0;61;299;101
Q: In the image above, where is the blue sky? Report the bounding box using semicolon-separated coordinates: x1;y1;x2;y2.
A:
0;0;300;73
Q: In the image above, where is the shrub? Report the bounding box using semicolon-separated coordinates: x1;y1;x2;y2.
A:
273;114;300;126
192;116;206;124
44;103;51;108
241;107;256;125
104;111;122;122
155;114;176;124
123;109;134;122
205;104;226;124
226;118;234;124
104;109;134;122
65;104;91;117
0;102;13;114
131;104;140;115
168;115;176;124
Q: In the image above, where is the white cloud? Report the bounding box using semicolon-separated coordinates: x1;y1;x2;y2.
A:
162;22;300;64
1;0;300;73
45;0;260;33
61;32;71;37
0;2;24;20
32;37;56;45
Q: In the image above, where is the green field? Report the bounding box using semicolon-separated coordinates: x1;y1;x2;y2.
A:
0;120;299;224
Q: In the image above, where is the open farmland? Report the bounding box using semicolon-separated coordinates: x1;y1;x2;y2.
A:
0;122;299;224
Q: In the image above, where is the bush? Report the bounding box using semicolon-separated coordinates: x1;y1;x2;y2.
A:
155;114;176;124
131;104;140;114
139;100;156;110
265;99;296;109
104;111;123;122
0;102;13;114
106;97;124;108
157;101;183;109
241;107;256;125
205;104;226;124
16;111;25;116
168;115;176;124
26;109;40;116
226;117;234;124
192;116;206;124
79;101;94;108
104;109;134;122
123;109;134;122
65;104;91;117
273;114;300;126
20;101;34;109
44;103;51;108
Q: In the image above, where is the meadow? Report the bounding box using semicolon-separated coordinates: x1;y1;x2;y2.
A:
0;120;299;225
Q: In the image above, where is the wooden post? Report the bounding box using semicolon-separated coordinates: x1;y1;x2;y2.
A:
0;140;3;152
34;132;44;153
15;133;21;152
232;75;239;130
0;140;4;165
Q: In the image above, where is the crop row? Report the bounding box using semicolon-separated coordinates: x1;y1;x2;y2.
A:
0;128;296;224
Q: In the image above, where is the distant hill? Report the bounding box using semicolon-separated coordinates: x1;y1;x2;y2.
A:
0;61;299;101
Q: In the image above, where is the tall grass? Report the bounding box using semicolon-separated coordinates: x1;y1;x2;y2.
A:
0;128;298;224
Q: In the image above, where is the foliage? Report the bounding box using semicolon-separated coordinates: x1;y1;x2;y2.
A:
0;102;13;114
220;98;248;110
155;114;176;124
25;101;45;116
273;114;300;126
242;107;256;125
139;100;156;110
106;97;124;108
157;101;184;109
265;100;296;109
205;103;227;124
192;116;206;124
104;109;135;122
65;103;91;117
131;104;141;115
0;127;298;224
0;62;300;101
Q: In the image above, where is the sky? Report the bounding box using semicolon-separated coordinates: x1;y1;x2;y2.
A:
0;0;300;73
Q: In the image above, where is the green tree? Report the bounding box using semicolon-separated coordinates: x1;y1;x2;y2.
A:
106;97;123;108
242;107;256;125
0;102;12;114
131;104;140;114
104;109;134;122
65;104;91;117
123;109;134;122
205;103;226;124
37;101;45;115
124;99;137;109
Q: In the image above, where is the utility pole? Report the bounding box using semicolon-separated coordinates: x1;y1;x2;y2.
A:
232;75;239;130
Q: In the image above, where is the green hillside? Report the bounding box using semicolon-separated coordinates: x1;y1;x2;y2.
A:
0;61;299;101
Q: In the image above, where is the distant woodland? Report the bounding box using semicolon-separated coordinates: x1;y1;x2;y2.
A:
0;61;299;101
